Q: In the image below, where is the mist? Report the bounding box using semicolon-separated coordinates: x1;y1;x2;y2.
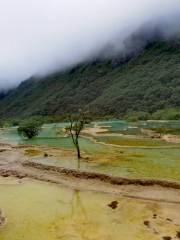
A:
0;0;180;89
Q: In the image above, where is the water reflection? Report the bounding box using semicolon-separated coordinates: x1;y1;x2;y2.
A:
0;179;179;240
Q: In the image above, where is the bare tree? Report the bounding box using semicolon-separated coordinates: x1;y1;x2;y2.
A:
65;112;87;169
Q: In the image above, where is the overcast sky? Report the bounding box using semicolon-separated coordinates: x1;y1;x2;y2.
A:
0;0;180;89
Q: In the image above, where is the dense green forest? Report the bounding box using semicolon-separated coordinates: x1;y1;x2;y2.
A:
0;41;180;121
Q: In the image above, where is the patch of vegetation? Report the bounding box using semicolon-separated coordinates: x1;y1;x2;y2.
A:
124;111;151;122
18;120;42;139
0;41;180;118
95;136;170;147
151;108;180;120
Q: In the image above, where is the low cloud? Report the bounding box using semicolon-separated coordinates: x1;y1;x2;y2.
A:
0;0;180;89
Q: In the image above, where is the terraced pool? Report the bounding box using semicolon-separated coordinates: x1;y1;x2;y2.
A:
0;120;180;181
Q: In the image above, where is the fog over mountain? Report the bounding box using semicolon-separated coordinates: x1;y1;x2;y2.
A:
0;0;180;89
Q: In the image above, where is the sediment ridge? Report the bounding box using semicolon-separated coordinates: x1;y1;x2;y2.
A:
0;160;179;190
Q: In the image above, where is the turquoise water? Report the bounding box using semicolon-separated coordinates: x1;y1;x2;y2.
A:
2;120;180;146
96;120;180;135
1;121;180;181
0;125;107;153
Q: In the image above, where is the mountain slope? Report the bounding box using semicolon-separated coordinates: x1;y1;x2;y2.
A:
0;41;180;118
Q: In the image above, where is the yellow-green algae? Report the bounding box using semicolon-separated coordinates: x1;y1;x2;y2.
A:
1;121;180;182
94;135;175;147
0;178;179;240
29;145;180;182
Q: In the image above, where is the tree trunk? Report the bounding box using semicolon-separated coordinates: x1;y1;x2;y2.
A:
76;144;81;170
77;144;81;159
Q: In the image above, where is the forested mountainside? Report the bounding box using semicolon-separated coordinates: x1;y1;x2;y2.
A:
0;41;180;119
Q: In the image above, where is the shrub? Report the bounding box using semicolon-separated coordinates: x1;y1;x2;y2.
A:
18;120;42;139
152;108;180;120
124;111;151;122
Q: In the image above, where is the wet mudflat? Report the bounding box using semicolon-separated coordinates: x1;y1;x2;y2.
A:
0;177;180;240
0;120;179;239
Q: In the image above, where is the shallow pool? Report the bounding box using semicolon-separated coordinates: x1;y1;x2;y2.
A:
0;178;179;240
1;121;180;181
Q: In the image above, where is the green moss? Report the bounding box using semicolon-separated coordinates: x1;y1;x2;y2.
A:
95;136;171;147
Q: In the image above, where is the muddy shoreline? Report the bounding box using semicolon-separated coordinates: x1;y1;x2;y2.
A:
1;154;180;190
1;161;180;205
22;161;180;189
0;143;180;204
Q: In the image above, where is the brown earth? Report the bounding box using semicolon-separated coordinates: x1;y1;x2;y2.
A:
0;143;180;205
